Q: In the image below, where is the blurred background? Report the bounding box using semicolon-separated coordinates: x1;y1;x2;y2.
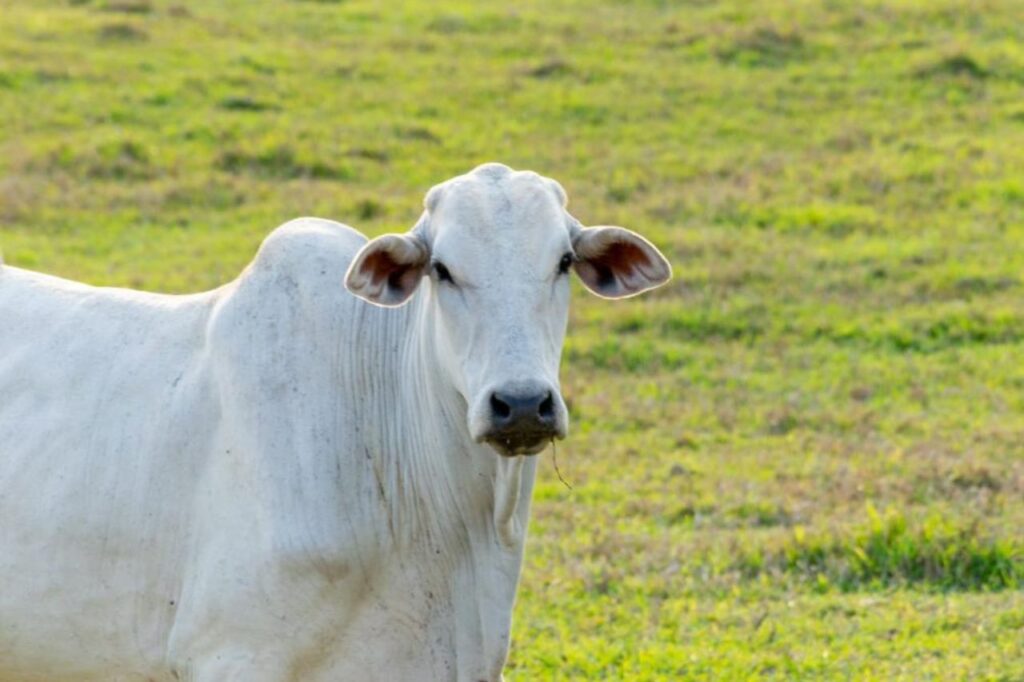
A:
1;0;1023;677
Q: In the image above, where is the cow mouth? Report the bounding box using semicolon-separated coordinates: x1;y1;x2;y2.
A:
483;433;554;457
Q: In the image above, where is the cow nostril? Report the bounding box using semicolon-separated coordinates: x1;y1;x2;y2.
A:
538;392;554;419
490;393;511;420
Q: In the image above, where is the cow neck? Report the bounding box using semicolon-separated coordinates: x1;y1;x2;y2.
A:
386;289;536;674
377;287;534;554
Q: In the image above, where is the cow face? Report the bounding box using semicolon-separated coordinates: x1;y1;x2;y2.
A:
346;164;671;457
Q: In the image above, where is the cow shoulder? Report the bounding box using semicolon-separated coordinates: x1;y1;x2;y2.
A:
206;218;371;381
252;217;368;277
222;217;368;323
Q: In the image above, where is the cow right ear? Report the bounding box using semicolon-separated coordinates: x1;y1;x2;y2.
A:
345;234;430;307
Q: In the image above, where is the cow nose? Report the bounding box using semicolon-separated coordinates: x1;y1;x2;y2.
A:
479;386;564;456
489;390;556;429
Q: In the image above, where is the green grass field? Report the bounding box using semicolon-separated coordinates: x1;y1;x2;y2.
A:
3;0;1024;678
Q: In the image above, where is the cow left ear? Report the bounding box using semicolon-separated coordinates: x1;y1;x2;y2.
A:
345;234;430;307
573;226;672;298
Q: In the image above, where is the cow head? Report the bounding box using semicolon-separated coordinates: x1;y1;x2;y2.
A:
345;163;671;457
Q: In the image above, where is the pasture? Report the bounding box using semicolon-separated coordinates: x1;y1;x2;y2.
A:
1;0;1023;678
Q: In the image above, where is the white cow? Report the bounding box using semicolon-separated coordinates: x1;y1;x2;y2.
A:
0;163;670;681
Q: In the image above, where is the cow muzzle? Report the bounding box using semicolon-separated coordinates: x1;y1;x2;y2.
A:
475;383;568;457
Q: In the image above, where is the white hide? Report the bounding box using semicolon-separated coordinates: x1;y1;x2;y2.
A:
0;164;670;681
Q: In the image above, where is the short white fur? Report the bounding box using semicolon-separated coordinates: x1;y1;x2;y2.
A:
0;163;670;681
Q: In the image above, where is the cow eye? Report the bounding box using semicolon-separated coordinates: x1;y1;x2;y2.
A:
434;262;453;283
558;253;574;276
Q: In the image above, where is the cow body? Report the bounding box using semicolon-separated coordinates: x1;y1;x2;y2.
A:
0;164;671;681
0;219;532;681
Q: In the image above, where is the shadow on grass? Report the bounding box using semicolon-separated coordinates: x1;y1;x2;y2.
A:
716;26;808;68
915;53;989;81
217;145;353;181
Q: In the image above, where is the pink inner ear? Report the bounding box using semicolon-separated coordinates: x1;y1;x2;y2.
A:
362;248;420;296
574;227;670;297
363;250;401;286
589;240;653;285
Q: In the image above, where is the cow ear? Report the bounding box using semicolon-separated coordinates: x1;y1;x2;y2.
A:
573;226;672;299
345;234;430;307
